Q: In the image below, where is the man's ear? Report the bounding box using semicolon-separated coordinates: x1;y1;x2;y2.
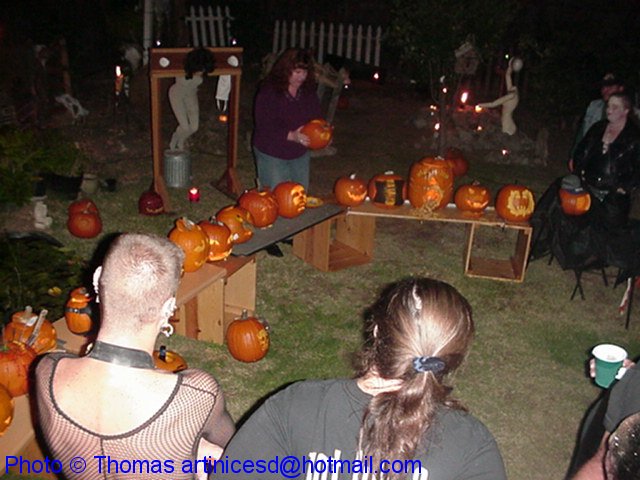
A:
92;266;103;303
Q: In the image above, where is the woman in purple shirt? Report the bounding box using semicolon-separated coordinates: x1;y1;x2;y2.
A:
253;48;322;190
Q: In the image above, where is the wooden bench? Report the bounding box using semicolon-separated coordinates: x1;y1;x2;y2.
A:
293;201;532;282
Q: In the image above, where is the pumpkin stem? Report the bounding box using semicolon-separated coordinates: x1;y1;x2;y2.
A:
158;345;167;362
241;309;248;320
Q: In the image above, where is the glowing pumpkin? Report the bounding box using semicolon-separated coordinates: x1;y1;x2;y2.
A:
138;189;164;216
300;119;333;150
454;183;491;216
216;206;254;244
559;188;591;216
4;308;57;354
226;310;270;363
444;147;469;177
408;158;453;211
64;287;94;334
153;346;188;373
0;385;14;436
198;220;233;261
0;342;37;397
238;188;279;228
168;217;210;272
334;174;367;207
273;182;307;218
368;171;406;208
495;185;535;222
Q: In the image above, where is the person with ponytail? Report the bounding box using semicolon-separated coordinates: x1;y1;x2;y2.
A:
211;278;506;480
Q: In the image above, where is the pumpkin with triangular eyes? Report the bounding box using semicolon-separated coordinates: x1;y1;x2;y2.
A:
334;174;367;207
455;183;490;216
216;206;254;244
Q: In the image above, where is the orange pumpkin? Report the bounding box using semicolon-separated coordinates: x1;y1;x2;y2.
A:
368;171;406;208
408;158;453;211
4;309;57;354
0;342;37;397
334;174;367;207
454;183;491;216
64;287;94;334
198;220;233;262
559;188;591;216
216;206;254;244
300;118;333;150
67;199;102;239
153;346;188;372
168;217;210;272
226;310;270;363
0;385;14;436
238;188;279;228
273;182;307;218
444;147;469;177
495;184;535;222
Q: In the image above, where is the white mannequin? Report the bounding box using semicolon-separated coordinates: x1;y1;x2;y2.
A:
169;75;204;151
478;57;520;135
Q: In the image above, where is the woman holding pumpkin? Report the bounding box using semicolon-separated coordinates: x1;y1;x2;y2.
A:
211;277;506;480
35;234;234;480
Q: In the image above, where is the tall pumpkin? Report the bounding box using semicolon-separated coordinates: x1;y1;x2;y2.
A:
238;188;279;228
226;310;270;363
168;217;210;272
495;184;535;222
64;287;94;334
273;182;307;218
0;342;37;397
198;220;233;261
368;171;406;208
408;157;453;211
334;174;367;207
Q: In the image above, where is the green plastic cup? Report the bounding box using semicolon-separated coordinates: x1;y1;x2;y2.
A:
592;344;627;388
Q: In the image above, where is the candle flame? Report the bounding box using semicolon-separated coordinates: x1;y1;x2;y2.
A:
442;87;448;94
434;122;441;131
460;91;469;104
477;125;483;131
501;149;509;156
116;65;122;77
475;105;482;113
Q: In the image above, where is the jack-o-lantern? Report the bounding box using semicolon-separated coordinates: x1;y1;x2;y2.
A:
408;158;453;211
454;183;491;216
0;385;14;436
238;188;279;228
168;217;210;272
444;147;469;177
368;171;406;208
0;342;37;397
64;287;93;334
67;199;102;239
216;206;254;244
495;184;535;222
226;310;270;363
273;182;307;218
153;346;188;372
334;174;367;207
4;308;57;354
138;189;164;216
198;220;233;261
300;119;333;150
559;187;591;216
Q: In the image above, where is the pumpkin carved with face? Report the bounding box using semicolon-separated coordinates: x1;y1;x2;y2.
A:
198;220;233;261
273;182;307;218
216;206;254;244
138;189;164;215
455;183;491;216
334;174;368;207
408;158;453;211
168;217;210;272
495;185;535;222
238;188;279;228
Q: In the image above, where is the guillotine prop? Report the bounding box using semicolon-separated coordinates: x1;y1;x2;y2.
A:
149;47;243;210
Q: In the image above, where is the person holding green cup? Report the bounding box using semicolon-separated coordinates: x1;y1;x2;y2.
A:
592;344;628;389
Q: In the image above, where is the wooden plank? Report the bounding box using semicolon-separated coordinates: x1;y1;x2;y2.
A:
328;242;372;270
198;280;225;344
335;214;375;256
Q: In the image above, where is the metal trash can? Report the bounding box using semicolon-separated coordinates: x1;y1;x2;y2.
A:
163;150;191;188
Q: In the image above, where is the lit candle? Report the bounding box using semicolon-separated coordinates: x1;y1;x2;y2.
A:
442;87;448;94
476;125;483;131
188;187;200;202
501;149;509;156
372;71;380;82
460;91;469;104
115;65;124;95
218;114;228;123
475;105;483;113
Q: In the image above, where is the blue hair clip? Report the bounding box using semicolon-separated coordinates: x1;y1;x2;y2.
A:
412;356;446;374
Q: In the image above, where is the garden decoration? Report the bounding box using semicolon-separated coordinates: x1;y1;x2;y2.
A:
559;175;591;216
198;220;233;261
273;182;307;218
334;174;367;207
238;188;279;228
300;119;333;150
33;200;53;230
226;310;270;363
0;341;37;397
0;385;13;436
67;199;103;239
477;57;520;135
368;171;406;208
444;147;469;177
4;307;57;354
455;182;491;216
495;184;535;222
153;346;188;373
64;287;93;334
168;217;210;272
216;206;254;244
138;188;164;215
407;159;453;211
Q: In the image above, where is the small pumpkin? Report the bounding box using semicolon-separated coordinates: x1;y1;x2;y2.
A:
198;220;233;262
153;346;188;373
168;217;210;272
408;158;453;211
216;206;254;244
138;189;164;216
300;118;333;150
0;342;37;397
334;173;367;207
559;188;591;216
273;182;307;218
238;188;279;228
67;199;102;239
454;183;491;216
444;147;469;177
4;308;57;354
368;171;406;208
0;385;14;436
226;310;270;363
64;287;94;334
495;184;536;222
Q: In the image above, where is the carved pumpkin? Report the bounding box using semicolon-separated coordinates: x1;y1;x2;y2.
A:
198;220;233;262
67;199;102;239
226;310;269;363
300;118;333;150
153;346;188;373
238;188;279;228
4;308;57;354
408;158;453;211
273;182;307;218
138;189;164;216
168;217;210;272
334;173;367;207
454;183;491;216
0;342;37;397
216;206;254;244
495;184;535;222
559;187;591;216
0;385;14;436
64;287;93;334
444;147;469;177
368;171;406;208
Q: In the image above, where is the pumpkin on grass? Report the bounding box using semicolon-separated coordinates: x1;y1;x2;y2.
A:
300;119;333;150
168;217;210;272
67;199;102;239
334;174;367;207
0;385;14;436
273;182;307;218
238;188;279;228
0;342;37;397
495;184;535;222
226;310;270;363
138;189;164;216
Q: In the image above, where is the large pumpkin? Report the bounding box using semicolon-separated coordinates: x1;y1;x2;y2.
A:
64;287;93;334
454;183;491;216
408;158;453;211
444;147;469;177
368;171;406;208
0;385;14;436
216;206;254;244
559;187;591;216
226;310;269;363
273;182;307;218
67;199;102;239
198;220;233;262
153;346;188;373
334;174;367;207
0;342;37;397
238;188;279;228
495;184;535;222
300;119;333;150
4;309;57;354
168;217;210;272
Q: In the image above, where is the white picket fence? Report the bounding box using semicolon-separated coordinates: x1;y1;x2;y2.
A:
185;5;234;47
272;20;383;67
